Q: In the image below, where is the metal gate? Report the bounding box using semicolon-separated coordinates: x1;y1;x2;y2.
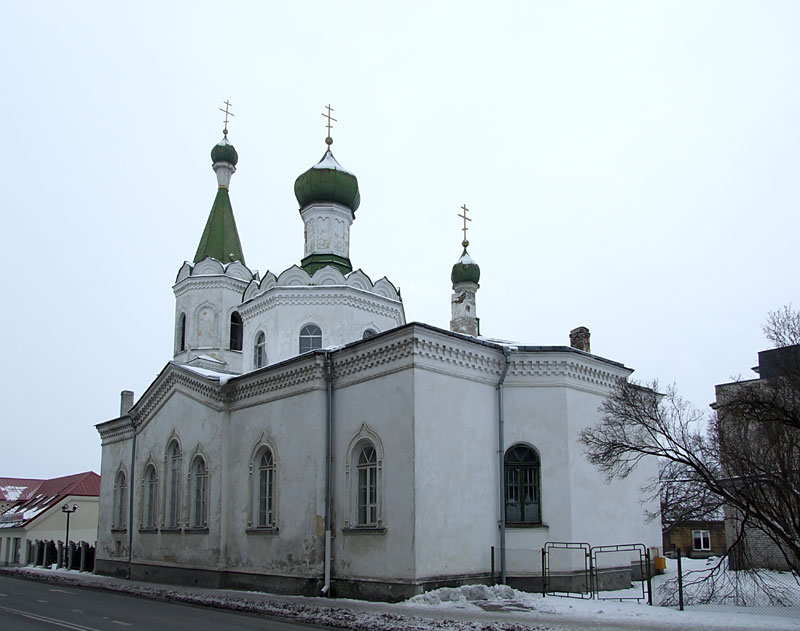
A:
591;543;651;604
543;541;651;604
543;541;592;599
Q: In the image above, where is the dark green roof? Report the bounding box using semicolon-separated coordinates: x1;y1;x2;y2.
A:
211;137;238;166
451;248;480;286
294;150;360;212
193;187;245;265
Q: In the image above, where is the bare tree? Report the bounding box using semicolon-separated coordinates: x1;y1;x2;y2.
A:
580;308;800;576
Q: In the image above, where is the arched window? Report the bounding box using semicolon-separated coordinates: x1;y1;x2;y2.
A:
254;448;275;528
229;311;243;351
112;470;127;529
254;331;266;368
143;464;158;529
165;440;182;529
357;444;378;526
176;312;187;353
362;329;377;340
504;444;541;524
191;456;208;528
299;324;323;354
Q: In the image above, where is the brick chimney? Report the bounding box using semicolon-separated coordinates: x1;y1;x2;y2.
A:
569;326;591;353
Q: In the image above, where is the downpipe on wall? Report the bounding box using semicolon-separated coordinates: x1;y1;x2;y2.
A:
322;352;333;595
498;346;512;584
127;417;136;580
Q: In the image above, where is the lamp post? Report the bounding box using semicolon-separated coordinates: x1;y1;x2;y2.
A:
61;504;78;568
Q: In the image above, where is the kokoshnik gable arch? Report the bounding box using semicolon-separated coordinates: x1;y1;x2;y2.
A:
94;111;661;600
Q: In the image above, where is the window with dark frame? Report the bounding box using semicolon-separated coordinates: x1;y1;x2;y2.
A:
504;444;541;524
113;470;127;529
229;311;243;351
177;312;187;352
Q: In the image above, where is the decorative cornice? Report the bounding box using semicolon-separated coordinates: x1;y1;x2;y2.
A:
173;274;250;298
228;357;324;406
131;367;224;429
506;355;626;389
96;416;134;443
238;286;403;323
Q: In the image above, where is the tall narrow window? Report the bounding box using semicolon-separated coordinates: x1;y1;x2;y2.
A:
177;312;187;353
229;311;243;351
504;444;541;524
113;470;127;529
256;449;275;528
357;444;378;526
191;457;208;528
299;324;323;354
166;441;182;528
143;465;158;529
254;332;266;368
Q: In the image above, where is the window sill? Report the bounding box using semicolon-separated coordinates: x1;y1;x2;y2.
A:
138;527;158;533
504;522;548;529
342;527;386;535
246;527;279;535
110;527;127;533
160;527;182;534
185;527;209;534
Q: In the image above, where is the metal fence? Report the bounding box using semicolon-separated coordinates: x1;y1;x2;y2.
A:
660;547;800;617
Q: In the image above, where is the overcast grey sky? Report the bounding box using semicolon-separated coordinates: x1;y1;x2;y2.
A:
2;1;798;479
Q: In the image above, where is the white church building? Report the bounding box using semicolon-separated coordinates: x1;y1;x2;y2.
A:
95;116;661;600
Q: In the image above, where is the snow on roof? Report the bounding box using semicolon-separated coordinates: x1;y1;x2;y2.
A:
313;150;354;175
0;478;42;502
0;472;99;529
179;364;235;386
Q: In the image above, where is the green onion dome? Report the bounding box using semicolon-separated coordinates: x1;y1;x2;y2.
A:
294;149;361;213
211;136;238;166
451;246;481;286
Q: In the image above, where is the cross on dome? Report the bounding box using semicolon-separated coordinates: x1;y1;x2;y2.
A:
321;104;337;146
220;100;234;136
458;204;472;247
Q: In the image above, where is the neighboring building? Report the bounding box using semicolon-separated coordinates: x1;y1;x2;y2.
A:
0;478;43;515
0;472;100;566
95;120;662;600
714;345;799;571
662;520;727;559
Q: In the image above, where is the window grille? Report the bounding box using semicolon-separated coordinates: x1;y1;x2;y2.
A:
504;444;541;524
357;445;378;526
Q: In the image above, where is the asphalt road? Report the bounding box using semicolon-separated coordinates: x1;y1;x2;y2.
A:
0;575;328;631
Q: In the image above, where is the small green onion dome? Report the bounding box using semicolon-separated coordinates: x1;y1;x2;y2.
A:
294;149;361;212
451;246;481;285
211;136;238;166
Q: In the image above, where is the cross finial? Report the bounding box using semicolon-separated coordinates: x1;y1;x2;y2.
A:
458;204;472;248
321;104;337;147
220;100;234;136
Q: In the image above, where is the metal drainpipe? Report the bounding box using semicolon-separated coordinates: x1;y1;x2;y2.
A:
127;416;136;580
498;346;512;584
322;352;333;595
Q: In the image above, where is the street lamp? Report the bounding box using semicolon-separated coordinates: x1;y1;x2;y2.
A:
61;504;78;567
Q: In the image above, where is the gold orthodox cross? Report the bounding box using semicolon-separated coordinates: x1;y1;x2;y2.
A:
458;204;472;246
321;104;337;145
220;100;234;135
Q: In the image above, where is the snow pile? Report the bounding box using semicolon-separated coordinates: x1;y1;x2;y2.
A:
410;584;520;606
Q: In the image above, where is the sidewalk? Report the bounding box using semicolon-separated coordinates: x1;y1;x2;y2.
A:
2;566;798;631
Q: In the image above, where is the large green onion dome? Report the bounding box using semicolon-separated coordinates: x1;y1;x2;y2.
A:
451;245;481;286
294;149;361;213
211;136;238;166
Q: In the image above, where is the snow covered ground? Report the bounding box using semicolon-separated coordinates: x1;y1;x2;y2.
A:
2;563;799;631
